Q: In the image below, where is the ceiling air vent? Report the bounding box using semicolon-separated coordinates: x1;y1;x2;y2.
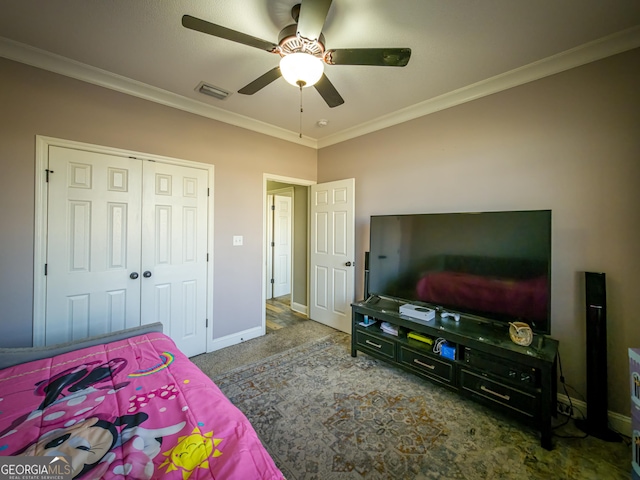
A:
196;82;231;100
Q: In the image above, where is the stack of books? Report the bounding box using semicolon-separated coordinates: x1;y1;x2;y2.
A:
380;322;399;336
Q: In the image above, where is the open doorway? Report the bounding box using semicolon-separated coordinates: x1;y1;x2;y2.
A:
263;175;314;334
266;187;293;301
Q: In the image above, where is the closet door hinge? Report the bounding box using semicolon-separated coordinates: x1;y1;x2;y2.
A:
270;278;274;284
206;253;209;262
44;264;48;276
207;188;210;197
206;318;209;328
271;204;275;211
271;242;275;247
45;169;54;182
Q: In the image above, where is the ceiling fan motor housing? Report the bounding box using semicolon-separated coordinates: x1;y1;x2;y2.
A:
278;24;325;57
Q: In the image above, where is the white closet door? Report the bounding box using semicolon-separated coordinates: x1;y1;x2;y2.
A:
45;147;142;345
140;161;209;357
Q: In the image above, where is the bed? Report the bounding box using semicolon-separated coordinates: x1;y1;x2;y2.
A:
0;324;284;480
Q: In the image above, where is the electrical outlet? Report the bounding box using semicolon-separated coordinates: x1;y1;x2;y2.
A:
556;401;573;416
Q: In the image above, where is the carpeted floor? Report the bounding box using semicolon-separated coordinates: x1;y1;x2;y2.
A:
192;325;631;479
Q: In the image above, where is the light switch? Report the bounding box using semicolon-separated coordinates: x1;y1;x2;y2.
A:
233;235;243;246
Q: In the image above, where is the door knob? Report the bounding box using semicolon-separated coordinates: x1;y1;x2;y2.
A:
143;271;152;278
345;261;353;267
130;272;139;279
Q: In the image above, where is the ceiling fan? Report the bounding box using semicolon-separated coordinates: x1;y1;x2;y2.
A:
182;0;411;108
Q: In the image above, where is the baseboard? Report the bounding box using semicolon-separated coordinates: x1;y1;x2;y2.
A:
557;393;631;437
291;302;308;316
208;326;264;352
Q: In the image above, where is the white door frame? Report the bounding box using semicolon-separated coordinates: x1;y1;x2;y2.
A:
33;136;215;351
262;174;314;334
266;193;274;300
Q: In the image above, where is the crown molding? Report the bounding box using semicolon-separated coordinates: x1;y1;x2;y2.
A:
2;26;639;150
317;25;640;149
0;37;317;149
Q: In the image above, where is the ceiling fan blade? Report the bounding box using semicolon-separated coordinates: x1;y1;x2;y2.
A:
296;0;332;43
325;48;411;67
314;74;344;108
238;67;282;95
182;15;278;52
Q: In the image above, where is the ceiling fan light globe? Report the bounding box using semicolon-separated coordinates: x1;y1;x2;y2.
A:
280;53;324;88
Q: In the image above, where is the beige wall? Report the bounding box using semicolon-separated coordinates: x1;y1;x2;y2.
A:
318;48;640;416
0;57;316;347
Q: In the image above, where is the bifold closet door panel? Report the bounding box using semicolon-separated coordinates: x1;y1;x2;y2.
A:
140;161;209;357
45;147;143;345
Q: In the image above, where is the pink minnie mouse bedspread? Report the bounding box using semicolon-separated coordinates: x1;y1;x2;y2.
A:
0;332;284;480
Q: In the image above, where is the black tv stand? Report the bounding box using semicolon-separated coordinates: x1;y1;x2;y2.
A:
351;298;559;450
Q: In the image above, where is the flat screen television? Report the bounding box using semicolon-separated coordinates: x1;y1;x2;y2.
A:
368;210;551;334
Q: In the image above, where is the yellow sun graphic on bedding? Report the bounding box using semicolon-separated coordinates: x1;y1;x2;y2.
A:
159;427;222;480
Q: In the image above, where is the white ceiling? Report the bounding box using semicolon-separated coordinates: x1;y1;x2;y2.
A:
1;0;639;148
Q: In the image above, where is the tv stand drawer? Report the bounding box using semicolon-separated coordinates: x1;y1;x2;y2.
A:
460;369;537;418
355;330;395;360
399;345;454;384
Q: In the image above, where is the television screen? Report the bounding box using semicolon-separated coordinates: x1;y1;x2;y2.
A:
368;210;551;334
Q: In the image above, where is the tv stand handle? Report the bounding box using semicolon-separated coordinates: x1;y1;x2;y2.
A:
365;339;382;349
481;385;511;401
414;359;436;370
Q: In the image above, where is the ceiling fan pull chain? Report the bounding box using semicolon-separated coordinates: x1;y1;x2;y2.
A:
299;84;304;139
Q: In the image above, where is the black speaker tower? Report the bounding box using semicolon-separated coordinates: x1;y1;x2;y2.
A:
575;272;620;442
364;251;370;299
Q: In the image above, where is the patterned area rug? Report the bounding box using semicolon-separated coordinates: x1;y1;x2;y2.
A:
211;332;630;480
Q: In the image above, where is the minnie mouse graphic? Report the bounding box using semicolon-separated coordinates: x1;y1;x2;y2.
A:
3;358;186;479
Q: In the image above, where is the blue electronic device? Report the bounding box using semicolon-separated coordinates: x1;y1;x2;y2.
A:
441;342;456;360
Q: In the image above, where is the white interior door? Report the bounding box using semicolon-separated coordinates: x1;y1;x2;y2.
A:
140;161;209;358
309;178;355;333
273;194;292;298
45;147;143;345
